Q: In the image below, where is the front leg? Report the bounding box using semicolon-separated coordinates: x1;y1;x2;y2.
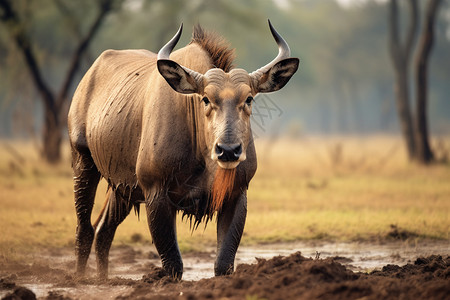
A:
215;192;247;276
146;193;183;279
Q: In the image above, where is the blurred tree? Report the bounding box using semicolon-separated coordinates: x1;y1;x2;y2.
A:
1;0;449;146
388;0;443;164
388;0;418;160
0;0;120;163
414;0;442;164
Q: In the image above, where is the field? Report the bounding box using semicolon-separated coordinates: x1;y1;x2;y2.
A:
1;136;449;256
0;136;449;299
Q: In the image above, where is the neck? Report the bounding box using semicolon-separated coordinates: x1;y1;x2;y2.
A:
183;94;208;163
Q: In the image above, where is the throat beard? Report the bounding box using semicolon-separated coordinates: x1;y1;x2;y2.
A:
211;167;236;213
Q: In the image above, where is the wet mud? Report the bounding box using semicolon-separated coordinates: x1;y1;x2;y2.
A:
0;242;449;299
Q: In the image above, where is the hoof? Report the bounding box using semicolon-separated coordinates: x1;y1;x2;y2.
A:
214;262;234;276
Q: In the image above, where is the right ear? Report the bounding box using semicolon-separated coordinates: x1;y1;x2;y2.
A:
253;58;299;93
157;59;203;94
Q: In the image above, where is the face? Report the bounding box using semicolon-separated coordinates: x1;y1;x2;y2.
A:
201;69;254;169
157;58;299;169
156;22;299;170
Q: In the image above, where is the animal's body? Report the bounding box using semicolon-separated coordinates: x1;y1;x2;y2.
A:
68;21;298;279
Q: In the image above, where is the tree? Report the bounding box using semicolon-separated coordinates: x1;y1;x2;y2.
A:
388;0;418;160
388;0;442;164
414;0;442;163
0;0;119;163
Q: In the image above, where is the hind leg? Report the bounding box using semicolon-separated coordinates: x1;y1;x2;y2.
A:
72;146;101;276
94;189;132;279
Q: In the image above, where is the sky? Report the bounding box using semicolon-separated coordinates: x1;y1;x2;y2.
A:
273;0;388;10
335;0;388;7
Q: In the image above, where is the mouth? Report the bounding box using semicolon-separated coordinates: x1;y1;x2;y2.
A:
217;161;240;169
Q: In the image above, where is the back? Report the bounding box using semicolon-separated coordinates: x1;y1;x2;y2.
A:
68;49;157;188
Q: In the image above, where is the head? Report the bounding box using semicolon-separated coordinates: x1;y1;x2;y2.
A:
157;20;299;170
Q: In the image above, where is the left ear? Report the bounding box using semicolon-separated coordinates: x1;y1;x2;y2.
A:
254;58;299;93
157;59;203;94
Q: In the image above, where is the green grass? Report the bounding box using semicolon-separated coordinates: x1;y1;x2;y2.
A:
0;136;449;260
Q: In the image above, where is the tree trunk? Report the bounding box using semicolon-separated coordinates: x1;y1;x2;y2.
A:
42;108;62;163
393;66;416;157
388;0;419;160
414;0;442;164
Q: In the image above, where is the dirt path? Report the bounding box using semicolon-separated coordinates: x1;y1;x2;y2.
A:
1;241;449;299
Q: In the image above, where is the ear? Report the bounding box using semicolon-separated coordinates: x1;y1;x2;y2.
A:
254;58;299;93
157;59;203;94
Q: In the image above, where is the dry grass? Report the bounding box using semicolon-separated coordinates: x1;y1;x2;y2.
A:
0;136;449;259
245;136;450;243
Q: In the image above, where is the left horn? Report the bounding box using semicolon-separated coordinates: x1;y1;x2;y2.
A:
157;24;183;60
157;23;203;82
250;20;291;77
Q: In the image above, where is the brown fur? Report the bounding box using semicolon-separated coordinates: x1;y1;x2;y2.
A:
211;168;236;213
190;24;235;72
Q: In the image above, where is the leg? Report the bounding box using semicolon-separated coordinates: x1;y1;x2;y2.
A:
72;146;101;276
146;193;183;279
94;189;132;279
215;192;247;276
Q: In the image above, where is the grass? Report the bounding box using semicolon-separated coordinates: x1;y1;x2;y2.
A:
0;136;449;260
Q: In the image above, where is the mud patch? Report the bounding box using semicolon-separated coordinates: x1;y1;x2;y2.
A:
118;252;449;300
386;224;419;240
0;241;449;299
2;286;36;300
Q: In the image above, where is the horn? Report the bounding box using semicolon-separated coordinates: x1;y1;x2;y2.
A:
157;24;183;60
157;23;203;83
250;20;291;77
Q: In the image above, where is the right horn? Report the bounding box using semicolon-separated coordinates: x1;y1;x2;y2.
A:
250;20;291;78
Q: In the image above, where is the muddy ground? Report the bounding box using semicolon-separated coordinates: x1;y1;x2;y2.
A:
0;241;449;300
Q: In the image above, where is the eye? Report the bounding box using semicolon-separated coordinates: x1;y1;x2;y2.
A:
245;96;253;105
202;97;210;105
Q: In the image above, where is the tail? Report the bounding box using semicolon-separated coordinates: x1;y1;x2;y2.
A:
92;187;111;230
210;168;236;214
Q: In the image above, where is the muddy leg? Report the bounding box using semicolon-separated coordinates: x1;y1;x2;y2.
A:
146;194;183;279
72;147;101;276
94;190;132;279
215;192;247;276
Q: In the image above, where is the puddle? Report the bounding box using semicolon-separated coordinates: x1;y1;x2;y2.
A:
111;240;449;280
235;241;449;273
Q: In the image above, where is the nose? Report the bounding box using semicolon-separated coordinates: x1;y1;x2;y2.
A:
215;143;242;162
